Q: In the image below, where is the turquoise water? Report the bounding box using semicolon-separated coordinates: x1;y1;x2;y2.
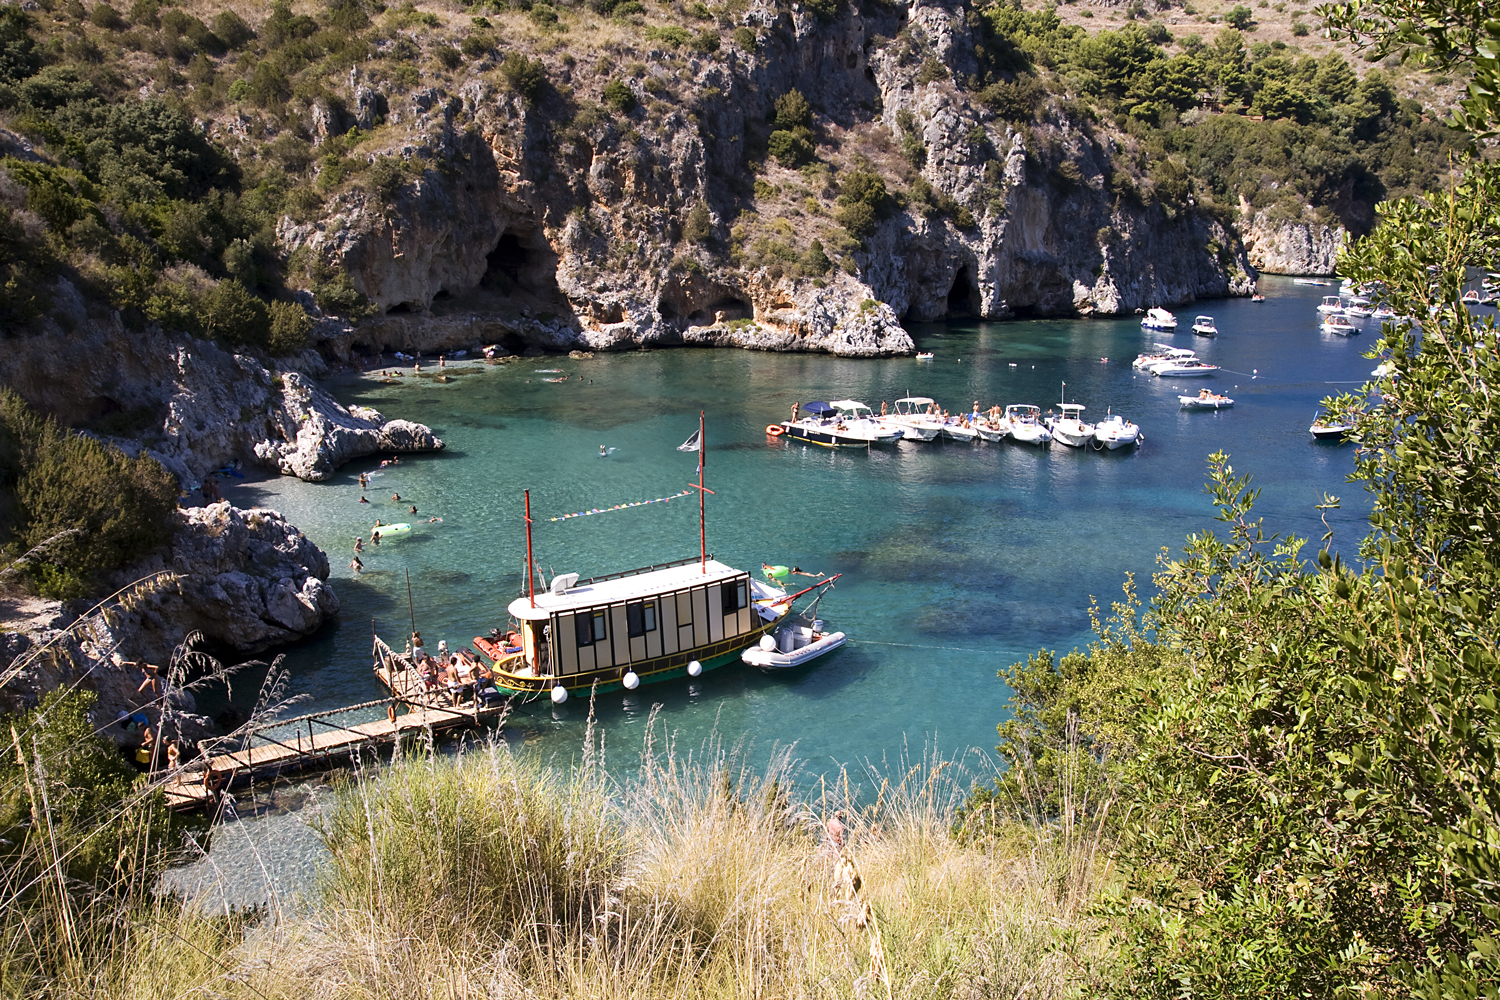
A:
213;275;1374;775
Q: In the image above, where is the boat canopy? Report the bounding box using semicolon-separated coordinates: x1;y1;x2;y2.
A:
830;400;873;414
1006;404;1042;415
1195;315;1214;323
803;401;836;417
1058;402;1086;413
895;396;935;406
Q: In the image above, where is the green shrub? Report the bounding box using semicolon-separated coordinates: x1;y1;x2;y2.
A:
603;78;636;113
0;204;56;326
916;57;947;84
461;32;494;58
528;4;559;29
268;300;313;355
0;9;40;85
212;10;255;48
1224;4;1254;28
804;0;842;23
690;29;720;54
645;25;691;47
733;26;757;51
682;201;712;243
801;238;831;275
433;44;462;70
835;200;876;240
767;129;814;167
501;52;546;104
837;169;889;213
1291;20;1309;35
88;3;127;31
0;389;176;590
313;271;373;318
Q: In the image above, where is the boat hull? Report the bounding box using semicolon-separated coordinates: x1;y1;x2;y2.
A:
779;423;901;447
482;618;780;697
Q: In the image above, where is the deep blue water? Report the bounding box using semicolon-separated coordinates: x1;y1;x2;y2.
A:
213;275;1375;775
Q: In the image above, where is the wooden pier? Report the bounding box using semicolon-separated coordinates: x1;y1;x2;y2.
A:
162;648;512;812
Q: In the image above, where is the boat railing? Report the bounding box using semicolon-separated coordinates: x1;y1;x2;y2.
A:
575;554;714;587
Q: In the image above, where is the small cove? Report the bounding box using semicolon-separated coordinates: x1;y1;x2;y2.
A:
174;276;1376;906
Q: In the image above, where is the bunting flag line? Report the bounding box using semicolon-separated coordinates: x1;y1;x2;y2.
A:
546;490;693;522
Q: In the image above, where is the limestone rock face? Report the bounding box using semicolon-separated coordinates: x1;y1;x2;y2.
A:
0;320;442;486
277;0;1254;362
252;372;444;481
111;502;339;663
1239;211;1348;276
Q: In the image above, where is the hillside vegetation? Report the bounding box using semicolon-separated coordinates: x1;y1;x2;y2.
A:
0;0;1473;345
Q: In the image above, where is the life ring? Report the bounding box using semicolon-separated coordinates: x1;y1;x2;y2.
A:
765;424;785;436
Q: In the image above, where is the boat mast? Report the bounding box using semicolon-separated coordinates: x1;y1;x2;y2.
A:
698;410;706;574
524;489;535;608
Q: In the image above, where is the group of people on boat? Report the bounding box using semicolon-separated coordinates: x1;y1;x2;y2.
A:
407;632;503;707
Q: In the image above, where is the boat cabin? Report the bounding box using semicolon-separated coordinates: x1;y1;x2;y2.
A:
504;558;762;679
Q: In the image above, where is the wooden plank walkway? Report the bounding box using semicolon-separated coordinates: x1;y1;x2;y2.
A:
161;697;507;812
160;636;519;812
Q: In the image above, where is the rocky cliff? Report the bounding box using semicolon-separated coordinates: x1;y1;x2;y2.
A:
279;0;1254;363
0;309;443;486
1239;210;1348;276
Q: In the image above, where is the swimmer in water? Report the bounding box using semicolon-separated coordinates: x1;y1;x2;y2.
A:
354;537;364;553
600;445;607;457
429;516;443;523
391;493;400;502
359;495;370;503
350;555;363;573
408;505;417;515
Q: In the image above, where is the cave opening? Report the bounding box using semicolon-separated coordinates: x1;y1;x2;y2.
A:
480;229;566;311
387;301;417;315
707;297;751;322
946;268;977;318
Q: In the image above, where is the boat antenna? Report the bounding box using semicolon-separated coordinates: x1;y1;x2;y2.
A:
405;568;415;638
524;489;535;608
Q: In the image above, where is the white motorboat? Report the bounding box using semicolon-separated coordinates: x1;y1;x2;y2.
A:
1317;295;1345;314
1294;278;1332;286
1191;315;1218;336
1344;298;1374;318
741;621;846;671
1372;305;1396;320
878;397;944;442
1321;315;1359;336
972;408;1010;442
1179;389;1235;409
1004;405;1052;446
1310;415;1353;440
1141;307;1178;331
1046;390;1094;448
1092;412;1141;449
1152;359;1220;377
1133;345;1197;372
915;352;935;360
779;401;903;446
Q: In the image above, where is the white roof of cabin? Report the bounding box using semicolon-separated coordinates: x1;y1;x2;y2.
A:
507;558;746;621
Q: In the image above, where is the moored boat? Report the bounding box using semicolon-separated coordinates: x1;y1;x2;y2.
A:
1133;345;1198;372
1004;404;1052;446
1047;389;1094;448
1191;315;1219;336
1092;412;1141;449
1179;389;1234;409
1317;295;1345;314
1294;278;1332;286
742;618;846;672
1141;307;1178;331
878;397;943;442
1310;415;1354;441
1321;315;1359;336
1151;359;1220;377
780;401;903;447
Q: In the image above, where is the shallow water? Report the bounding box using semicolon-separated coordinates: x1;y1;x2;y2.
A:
182;275;1377;901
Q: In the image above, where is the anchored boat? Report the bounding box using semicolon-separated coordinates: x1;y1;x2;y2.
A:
779;401;903;447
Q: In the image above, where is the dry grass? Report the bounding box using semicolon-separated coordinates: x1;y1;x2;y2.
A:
14;716;1113;1000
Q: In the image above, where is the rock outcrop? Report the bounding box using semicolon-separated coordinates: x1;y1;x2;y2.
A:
1239;210;1348;276
277;0;1254;362
111;502;340;663
1;502;338;742
0;312;442;486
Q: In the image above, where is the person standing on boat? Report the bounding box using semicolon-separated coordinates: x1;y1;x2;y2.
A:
790;401;799;422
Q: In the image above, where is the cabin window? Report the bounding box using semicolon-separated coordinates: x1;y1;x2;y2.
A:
721;580;747;615
575;610;607;647
626;601;656;637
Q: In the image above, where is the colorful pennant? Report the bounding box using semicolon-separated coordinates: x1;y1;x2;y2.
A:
547;490;692;522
